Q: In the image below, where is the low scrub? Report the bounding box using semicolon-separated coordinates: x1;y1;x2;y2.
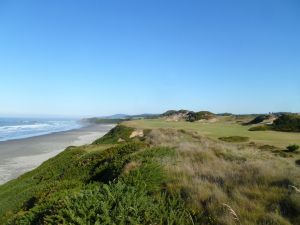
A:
0;140;192;224
286;145;299;152
249;125;271;131
9;157;191;224
273;114;300;132
186;111;215;122
259;144;278;151
161;109;215;122
219;136;250;142
93;125;135;144
161;109;189;117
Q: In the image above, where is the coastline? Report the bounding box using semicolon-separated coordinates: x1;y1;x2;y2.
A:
0;123;114;185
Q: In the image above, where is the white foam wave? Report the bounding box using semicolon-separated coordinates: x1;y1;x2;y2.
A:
0;120;82;142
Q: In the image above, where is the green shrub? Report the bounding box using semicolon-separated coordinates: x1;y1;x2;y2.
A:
161;110;215;122
186;111;215;122
10;181;192;225
93;125;134;144
0;142;142;224
249;125;271;131
218;136;249;142
7;148;192;225
162;110;189;117
273;114;300;132
89;143;141;183
259;145;278;151
286;145;299;152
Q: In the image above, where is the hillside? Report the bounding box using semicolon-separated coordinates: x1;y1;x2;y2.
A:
245;114;277;125
273;114;300;132
0;119;300;224
85;114;160;124
162;110;215;122
246;114;300;133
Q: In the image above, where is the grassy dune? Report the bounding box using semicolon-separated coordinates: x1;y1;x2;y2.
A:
0;119;299;224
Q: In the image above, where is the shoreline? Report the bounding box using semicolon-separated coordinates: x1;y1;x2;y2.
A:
0;123;114;185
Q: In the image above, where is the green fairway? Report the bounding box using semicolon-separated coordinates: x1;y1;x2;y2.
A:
124;118;300;148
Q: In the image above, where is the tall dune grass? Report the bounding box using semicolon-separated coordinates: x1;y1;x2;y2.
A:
146;129;300;224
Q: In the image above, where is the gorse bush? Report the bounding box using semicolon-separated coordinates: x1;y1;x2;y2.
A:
10;162;191;225
93;125;135;144
162;110;189;117
161;110;215;122
286;145;299;152
186;111;215;122
273;114;300;132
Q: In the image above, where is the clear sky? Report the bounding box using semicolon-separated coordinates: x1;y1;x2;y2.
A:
0;0;299;117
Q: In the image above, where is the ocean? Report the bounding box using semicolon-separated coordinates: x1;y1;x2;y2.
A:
0;118;82;142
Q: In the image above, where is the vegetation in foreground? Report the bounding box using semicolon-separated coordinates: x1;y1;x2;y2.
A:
0;120;300;224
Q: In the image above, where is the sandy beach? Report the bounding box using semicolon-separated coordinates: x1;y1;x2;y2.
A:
0;124;114;185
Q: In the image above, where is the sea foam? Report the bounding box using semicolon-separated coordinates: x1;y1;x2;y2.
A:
0;118;82;142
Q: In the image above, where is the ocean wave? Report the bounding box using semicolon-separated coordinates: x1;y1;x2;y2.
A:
0;124;51;131
0;119;82;142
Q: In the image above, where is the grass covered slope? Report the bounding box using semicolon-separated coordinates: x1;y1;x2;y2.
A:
246;114;300;133
0;121;300;224
0;126;190;224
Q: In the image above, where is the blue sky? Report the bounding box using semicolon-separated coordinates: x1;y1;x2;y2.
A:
0;0;299;117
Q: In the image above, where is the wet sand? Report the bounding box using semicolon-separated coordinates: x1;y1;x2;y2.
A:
0;124;114;184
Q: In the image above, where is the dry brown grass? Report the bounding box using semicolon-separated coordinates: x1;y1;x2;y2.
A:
122;161;141;174
145;129;300;224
